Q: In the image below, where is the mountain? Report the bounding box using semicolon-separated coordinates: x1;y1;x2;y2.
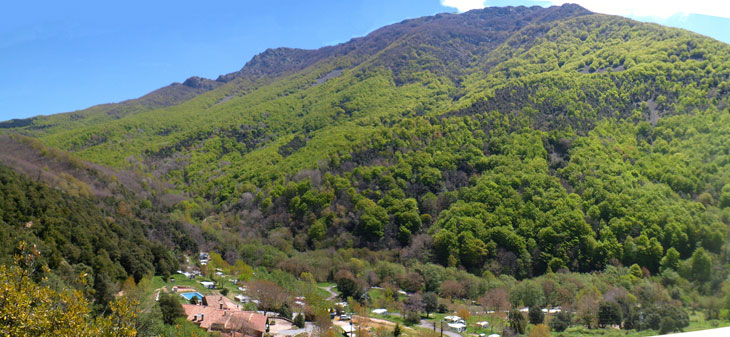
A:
2;4;730;326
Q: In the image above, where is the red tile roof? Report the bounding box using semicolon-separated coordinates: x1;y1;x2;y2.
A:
182;303;266;337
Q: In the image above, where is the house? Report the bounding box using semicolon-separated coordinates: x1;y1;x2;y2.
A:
183;302;266;337
548;307;562;314
371;308;389;315
201;281;216;289
172;286;195;293
444;315;462;323
447;322;466;332
203;295;239;310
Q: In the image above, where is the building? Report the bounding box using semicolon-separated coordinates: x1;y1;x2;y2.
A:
183;297;266;337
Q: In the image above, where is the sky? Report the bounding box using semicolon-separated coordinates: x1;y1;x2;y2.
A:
1;0;729;121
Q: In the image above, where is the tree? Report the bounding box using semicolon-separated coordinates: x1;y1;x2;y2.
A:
597;301;622;328
247;280;288;312
397;272;425;293
507;308;527;335
0;241;138;337
356;198;388;241
393;323;402;337
404;293;425;316
458;308;472;321
575;287;600;328
549;311;571;332
190;295;199;305
294;313;305;328
480;288;510;312
335;270;363;300
528;306;544;325
439;280;465;300
159;292;186;325
660;248;680;271
423;292;438;317
659;317;677;334
458;231;488;270
280;303;292;320
690;248;712;283
509;280;545;308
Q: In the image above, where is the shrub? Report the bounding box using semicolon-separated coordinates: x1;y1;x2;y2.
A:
549;311;571;332
294;313;305;328
659;317;677;335
528;306;544;324
159;293;186;325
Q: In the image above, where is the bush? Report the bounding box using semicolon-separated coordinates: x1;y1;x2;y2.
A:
159;293;186;325
529;306;544;324
280;303;292;320
508;308;526;335
221;288;229;296
659;317;677;335
294;313;305;328
597;301;622;328
404;310;421;325
529;324;551;337
549;311;571;332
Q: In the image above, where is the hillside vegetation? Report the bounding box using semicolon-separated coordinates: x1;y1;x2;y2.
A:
3;4;730;336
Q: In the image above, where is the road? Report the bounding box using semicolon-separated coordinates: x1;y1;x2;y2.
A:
417;319;462;337
321;285;339;301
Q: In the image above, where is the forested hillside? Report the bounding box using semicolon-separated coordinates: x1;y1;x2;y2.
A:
3;4;730;335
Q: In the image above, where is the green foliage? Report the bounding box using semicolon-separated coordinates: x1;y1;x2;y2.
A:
423;292;438;317
528;306;544;325
508;308;527;335
3;7;730;334
597;301;623;328
0;164;180;306
690;248;712;283
294;313;305;328
0;242;138;337
550;311;572;332
159;292;186;325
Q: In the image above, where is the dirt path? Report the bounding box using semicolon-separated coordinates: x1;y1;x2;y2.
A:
321;285;339;301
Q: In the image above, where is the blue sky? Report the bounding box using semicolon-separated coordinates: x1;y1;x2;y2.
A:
1;0;729;121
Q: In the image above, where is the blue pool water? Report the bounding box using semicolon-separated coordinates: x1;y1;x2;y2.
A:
180;292;203;301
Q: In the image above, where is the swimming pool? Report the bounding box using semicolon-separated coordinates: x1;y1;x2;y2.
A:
180;292;203;301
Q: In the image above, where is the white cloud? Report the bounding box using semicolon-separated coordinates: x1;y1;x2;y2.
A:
441;0;487;13
440;0;730;19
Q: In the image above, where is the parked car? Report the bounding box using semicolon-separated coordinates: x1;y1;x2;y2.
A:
340;314;352;321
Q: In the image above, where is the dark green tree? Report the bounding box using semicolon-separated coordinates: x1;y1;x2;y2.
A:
597;301;623;328
528;306;544;325
549;311;572;332
159;293;186;325
423;292;438;317
690;248;712;283
507;308;526;335
294;313;305;328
